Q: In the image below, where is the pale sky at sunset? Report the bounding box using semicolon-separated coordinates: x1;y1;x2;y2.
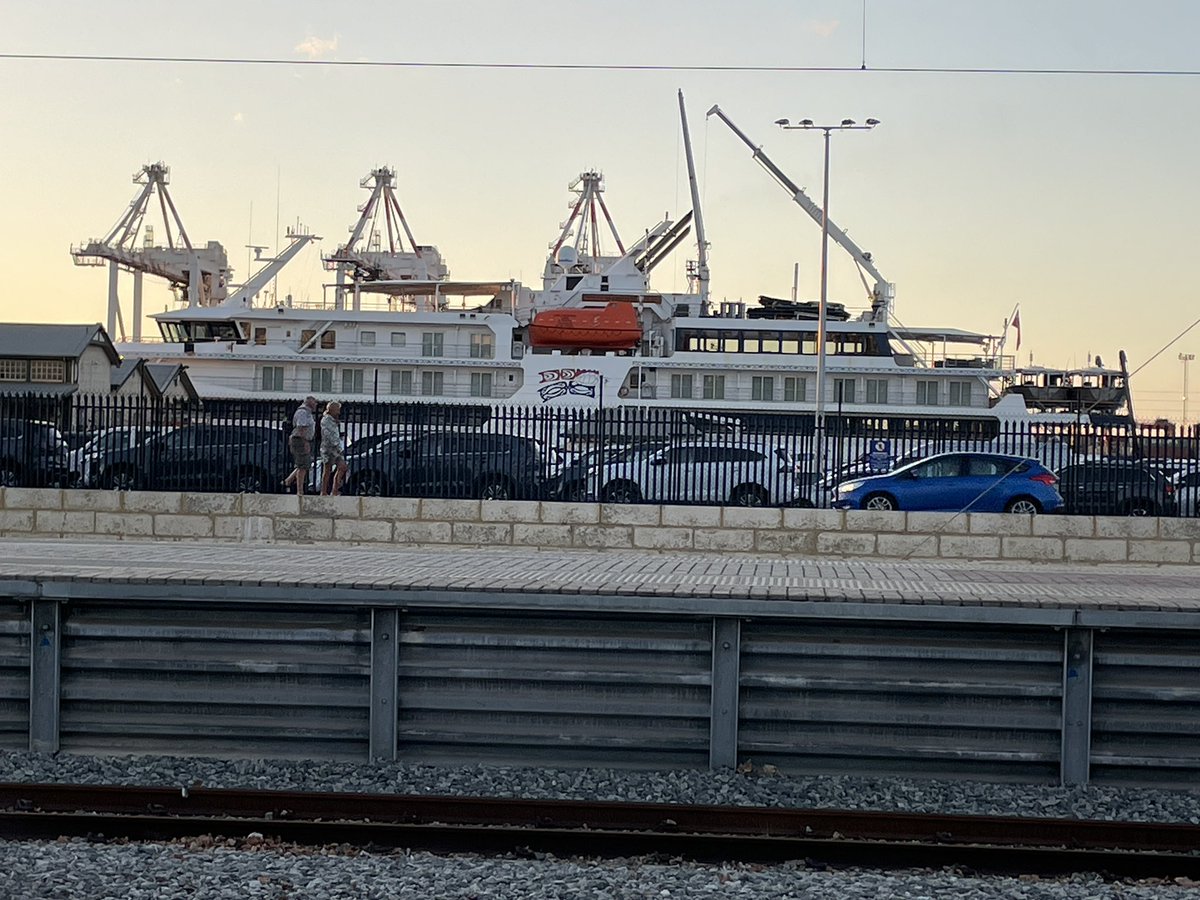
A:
2;1;1198;421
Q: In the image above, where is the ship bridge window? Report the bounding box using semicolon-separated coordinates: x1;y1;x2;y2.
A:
158;321;242;342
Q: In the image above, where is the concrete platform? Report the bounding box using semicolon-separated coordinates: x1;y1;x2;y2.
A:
0;537;1197;614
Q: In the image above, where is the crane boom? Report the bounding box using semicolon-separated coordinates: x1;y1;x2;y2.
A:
705;104;894;319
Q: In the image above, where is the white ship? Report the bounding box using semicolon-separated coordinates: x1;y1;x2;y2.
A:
80;96;1127;432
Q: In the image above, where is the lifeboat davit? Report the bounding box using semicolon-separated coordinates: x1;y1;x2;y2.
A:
528;302;642;351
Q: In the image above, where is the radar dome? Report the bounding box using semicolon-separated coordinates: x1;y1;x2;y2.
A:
556;246;579;267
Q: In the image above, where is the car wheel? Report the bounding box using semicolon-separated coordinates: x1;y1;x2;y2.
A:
233;469;267;494
560;481;588;502
862;492;897;511
477;477;514;501
602;480;642;504
0;463;22;488
1125;499;1157;517
350;473;388;497
1005;496;1042;515
101;468;139;492
730;484;769;507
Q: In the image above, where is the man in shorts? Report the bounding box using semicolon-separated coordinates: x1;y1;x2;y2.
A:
283;395;318;495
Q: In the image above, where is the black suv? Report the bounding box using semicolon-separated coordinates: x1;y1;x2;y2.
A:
85;424;288;493
345;431;548;500
0;420;70;488
1056;461;1178;517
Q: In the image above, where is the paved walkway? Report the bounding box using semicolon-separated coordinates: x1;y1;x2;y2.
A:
0;538;1198;612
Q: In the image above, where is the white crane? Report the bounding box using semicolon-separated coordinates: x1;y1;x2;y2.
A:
72;163;231;341
323;167;448;311
705;105;895;322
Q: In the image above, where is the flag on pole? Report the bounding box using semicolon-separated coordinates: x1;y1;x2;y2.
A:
1011;308;1022;351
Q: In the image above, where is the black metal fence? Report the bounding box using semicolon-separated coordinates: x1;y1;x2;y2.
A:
0;392;1196;514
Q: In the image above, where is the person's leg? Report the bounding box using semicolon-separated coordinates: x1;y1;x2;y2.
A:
296;466;308;495
333;458;348;496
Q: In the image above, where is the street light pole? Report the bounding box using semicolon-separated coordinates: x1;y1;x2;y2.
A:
776;117;879;476
1180;353;1195;431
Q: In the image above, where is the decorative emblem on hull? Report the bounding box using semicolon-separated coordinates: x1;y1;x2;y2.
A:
537;368;601;402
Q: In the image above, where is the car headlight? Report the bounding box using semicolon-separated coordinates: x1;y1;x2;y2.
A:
838;480;865;494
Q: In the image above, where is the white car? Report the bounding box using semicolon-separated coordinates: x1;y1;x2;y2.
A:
1175;469;1200;517
587;440;815;507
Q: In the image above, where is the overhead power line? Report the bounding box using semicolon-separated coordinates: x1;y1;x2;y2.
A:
2;52;1200;77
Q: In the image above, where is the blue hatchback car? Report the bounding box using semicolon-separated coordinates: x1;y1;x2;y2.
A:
833;452;1064;514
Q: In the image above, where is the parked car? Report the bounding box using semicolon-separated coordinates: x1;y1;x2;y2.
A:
1056;461;1178;517
84;424;288;493
588;440;815;507
1175;469;1200;517
0;419;70;488
69;425;152;486
833;452;1063;514
543;440;669;501
344;430;549;500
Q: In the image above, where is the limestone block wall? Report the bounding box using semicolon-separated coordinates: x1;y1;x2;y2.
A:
1;487;1198;564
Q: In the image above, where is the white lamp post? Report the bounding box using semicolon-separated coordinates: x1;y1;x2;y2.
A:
775;117;878;474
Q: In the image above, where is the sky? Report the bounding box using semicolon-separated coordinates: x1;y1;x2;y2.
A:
2;1;1199;422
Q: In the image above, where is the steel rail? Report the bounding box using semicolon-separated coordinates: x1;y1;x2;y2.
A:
2;784;1198;878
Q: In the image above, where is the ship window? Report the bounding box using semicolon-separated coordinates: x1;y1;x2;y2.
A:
391;370;413;395
865;379;888;404
916;380;939;406
743;335;761;353
470;332;494;359
342;369;364;393
301;329;316;347
801;333;818;354
391;332;406;348
470;372;493;397
422;371;444;396
781;336;800;354
670;373;694;399
310;367;333;392
833;378;856;403
784;376;806;402
721;331;741;353
320;331;336;350
0;360;28;381
702;374;725;400
30;360;65;383
422;333;444;357
751;376;775;401
253;328;267;346
260;366;284;391
761;333;781;353
360;331;376;347
949;381;973;406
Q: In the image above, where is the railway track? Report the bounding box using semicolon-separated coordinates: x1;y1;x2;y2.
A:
1;783;1197;879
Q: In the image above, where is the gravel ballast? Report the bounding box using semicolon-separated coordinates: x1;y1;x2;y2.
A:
2;839;1200;900
4;751;1200;898
1;750;1199;824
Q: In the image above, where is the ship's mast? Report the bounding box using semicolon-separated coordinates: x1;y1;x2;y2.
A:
678;90;710;313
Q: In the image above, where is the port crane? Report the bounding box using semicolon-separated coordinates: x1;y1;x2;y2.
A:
324;167;449;310
72;163;230;341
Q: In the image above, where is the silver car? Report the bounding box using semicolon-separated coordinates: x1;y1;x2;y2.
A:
588;440;815;507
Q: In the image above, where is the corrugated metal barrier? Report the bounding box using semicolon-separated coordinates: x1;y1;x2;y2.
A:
5;587;1200;787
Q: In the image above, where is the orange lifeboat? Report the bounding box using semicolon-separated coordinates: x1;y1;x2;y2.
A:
528;302;642;351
